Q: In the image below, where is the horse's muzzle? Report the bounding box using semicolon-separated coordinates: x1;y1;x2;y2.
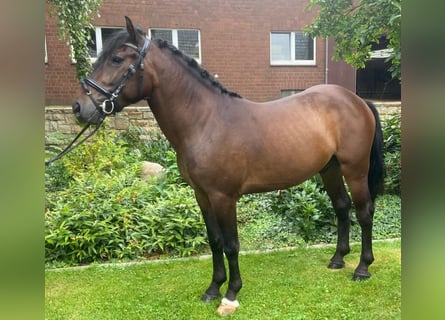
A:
72;100;89;123
72;101;81;116
72;100;103;125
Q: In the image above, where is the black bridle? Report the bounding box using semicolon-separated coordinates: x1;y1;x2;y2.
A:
45;35;151;166
81;35;151;116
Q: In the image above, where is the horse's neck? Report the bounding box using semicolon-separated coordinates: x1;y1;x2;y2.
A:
147;50;218;151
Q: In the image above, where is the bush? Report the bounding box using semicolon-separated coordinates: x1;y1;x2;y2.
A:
45;132;74;192
118;126;174;168
268;180;334;243
45;176;207;265
349;194;401;242
238;193;303;249
238;178;336;246
45;128;206;266
238;189;401;250
382;113;401;195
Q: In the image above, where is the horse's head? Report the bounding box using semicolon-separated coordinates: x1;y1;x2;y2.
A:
73;16;154;125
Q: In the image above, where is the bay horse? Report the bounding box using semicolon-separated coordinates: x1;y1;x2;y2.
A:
72;17;384;316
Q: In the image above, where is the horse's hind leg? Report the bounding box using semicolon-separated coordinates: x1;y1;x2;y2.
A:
342;164;375;280
320;160;352;269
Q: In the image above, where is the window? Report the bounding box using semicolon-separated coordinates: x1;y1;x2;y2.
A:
87;27;124;61
270;31;315;66
280;89;303;98
149;28;201;63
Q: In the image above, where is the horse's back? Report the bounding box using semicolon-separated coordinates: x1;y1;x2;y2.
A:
252;84;375;149
266;84;371;117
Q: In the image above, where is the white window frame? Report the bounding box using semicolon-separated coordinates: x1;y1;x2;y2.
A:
148;28;201;64
270;31;316;66
44;36;48;64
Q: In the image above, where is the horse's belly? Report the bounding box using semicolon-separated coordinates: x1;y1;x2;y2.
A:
240;155;328;194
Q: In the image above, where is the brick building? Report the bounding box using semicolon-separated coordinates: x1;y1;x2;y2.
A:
45;0;363;105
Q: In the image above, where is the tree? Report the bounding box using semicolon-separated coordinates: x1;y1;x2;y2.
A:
305;0;401;80
47;0;102;79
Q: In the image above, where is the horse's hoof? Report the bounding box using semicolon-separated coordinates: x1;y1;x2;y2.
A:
328;261;345;269
352;272;371;281
217;297;239;316
201;293;221;303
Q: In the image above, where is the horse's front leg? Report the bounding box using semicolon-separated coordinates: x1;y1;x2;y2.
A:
201;219;226;302
195;191;227;302
197;191;242;315
217;225;242;316
213;194;242;316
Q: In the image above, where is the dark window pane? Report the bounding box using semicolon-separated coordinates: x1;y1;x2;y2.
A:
295;31;313;60
101;28;122;44
87;28;97;58
151;29;173;44
178;30;199;59
101;28;123;56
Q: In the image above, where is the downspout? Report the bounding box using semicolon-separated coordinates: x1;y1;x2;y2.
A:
325;38;329;84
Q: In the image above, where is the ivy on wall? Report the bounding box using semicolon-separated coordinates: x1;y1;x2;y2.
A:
47;0;102;79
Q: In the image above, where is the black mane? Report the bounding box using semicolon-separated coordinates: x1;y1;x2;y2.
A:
153;38;242;98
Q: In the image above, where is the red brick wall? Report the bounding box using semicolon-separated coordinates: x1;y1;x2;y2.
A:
45;5;80;105
45;0;325;105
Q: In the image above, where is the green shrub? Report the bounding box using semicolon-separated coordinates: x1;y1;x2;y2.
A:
349;194;401;241
238;178;335;245
45;159;72;193
45;133;74;193
45;175;207;265
45;127;206;266
382;113;401;154
238;193;304;249
270;180;335;243
239;183;401;248
382;113;401;195
119;126;174;167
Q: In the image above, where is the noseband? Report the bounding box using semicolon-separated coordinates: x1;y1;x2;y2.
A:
81;35;151;116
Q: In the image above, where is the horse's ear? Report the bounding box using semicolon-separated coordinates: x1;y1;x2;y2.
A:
125;16;137;44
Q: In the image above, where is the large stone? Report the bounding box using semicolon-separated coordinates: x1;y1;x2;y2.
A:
140;161;164;181
115;116;130;130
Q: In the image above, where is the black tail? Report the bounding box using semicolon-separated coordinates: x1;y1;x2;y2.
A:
365;101;385;202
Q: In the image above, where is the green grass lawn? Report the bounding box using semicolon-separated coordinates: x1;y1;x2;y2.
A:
45;239;400;319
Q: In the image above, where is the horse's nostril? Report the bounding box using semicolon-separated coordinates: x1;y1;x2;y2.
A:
72;101;81;114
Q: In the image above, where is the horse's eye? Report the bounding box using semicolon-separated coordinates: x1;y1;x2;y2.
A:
111;56;124;65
